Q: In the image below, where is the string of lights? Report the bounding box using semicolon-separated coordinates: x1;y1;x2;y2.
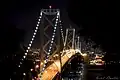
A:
39;11;60;79
59;20;64;44
18;11;43;76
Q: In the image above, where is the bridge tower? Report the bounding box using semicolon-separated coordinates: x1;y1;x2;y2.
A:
75;36;81;53
35;7;65;79
64;26;75;50
39;9;60;62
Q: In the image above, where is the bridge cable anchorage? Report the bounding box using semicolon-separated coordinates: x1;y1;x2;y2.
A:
17;11;43;72
40;10;60;79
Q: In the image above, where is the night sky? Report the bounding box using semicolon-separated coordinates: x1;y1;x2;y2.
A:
67;0;120;54
1;0;120;54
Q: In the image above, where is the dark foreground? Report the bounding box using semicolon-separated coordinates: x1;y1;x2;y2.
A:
60;55;120;80
87;65;120;80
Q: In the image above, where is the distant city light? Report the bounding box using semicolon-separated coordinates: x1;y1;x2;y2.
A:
49;6;52;8
23;73;26;76
23;56;26;59
18;65;20;67
35;65;39;68
31;69;33;71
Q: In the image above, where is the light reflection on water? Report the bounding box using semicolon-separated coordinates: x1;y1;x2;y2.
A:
61;55;86;80
87;65;120;80
61;55;120;80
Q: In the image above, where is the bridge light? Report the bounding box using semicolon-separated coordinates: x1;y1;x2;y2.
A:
38;19;41;21
38;21;40;24
35;65;39;68
52;38;54;40
56;18;58;21
47;54;49;58
52;35;55;38
44;65;46;67
26;50;28;52
53;32;55;35
56;54;58;56
45;70;47;73
25;53;27;55
41;62;43;65
57;12;60;15
31;69;33;71
36;27;38;29
57;16;59;18
54;29;56;32
33;35;35;38
44;60;47;63
48;53;50;55
51;41;53;43
39;16;42;19
55;24;57;26
37;24;39;27
54;27;57;29
42;67;45;71
23;56;26;58
18;65;20;67
30;41;33;44
56;21;58;24
29;43;32;47
20;62;22;64
92;52;94;53
40;12;42;16
35;30;37;32
49;46;52;49
49;49;51;52
23;73;26;76
82;53;87;56
28;47;30;49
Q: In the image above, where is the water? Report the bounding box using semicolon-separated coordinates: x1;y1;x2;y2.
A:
87;65;120;80
61;55;86;80
60;55;120;80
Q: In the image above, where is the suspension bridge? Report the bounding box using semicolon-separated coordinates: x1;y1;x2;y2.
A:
18;6;105;80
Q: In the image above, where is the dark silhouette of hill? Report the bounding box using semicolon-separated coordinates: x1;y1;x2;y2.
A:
0;23;25;79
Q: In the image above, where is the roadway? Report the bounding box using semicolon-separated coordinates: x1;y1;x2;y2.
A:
38;49;76;80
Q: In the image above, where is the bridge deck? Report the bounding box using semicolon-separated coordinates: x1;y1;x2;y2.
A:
38;49;76;80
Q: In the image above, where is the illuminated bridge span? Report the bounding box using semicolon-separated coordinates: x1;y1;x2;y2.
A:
39;49;86;80
17;6;97;80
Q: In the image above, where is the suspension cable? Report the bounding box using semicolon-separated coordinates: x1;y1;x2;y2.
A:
17;11;43;77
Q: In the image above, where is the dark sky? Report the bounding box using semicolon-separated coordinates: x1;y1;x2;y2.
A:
67;0;120;54
1;0;80;45
1;0;120;54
